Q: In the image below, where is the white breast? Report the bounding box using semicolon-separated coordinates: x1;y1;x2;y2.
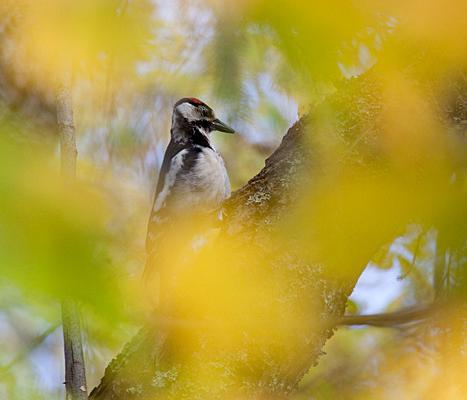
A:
173;146;230;212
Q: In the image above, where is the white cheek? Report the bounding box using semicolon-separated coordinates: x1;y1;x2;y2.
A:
176;103;199;121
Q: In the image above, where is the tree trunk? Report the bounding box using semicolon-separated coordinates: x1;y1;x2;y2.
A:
57;66;88;400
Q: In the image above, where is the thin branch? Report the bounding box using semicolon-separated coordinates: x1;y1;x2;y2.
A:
57;71;77;180
57;64;88;400
397;231;422;280
434;235;446;299
339;304;435;328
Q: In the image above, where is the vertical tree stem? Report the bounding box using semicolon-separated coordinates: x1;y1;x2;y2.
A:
57;72;77;179
61;301;88;400
57;67;88;400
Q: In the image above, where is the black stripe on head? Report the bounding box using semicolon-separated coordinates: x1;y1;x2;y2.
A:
191;126;212;148
193;119;212;130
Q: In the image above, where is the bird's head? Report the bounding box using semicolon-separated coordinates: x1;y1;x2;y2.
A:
171;98;235;142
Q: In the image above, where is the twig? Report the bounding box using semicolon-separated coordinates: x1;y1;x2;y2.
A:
397;231;422;280
434;237;447;299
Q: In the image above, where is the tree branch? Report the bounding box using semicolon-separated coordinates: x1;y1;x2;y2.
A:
57;72;77;180
339;304;435;328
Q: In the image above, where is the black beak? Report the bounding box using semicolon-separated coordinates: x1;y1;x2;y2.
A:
211;118;235;134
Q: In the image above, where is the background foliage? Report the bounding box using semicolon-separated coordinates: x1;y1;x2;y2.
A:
0;0;465;399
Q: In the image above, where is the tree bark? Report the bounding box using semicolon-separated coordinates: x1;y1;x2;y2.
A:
57;67;88;400
62;301;88;400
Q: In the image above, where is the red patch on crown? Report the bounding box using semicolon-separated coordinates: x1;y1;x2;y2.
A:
189;97;204;105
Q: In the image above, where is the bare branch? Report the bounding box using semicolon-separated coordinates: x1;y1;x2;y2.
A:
339;304;436;328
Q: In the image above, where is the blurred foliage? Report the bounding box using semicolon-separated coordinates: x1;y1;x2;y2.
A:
0;0;465;399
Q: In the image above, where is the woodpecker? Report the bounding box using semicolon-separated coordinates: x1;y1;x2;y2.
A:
143;98;235;296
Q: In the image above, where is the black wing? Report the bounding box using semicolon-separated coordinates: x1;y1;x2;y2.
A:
145;139;187;252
